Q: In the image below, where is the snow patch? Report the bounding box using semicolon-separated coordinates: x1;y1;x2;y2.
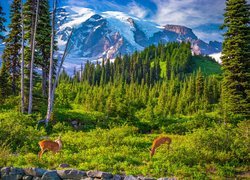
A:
101;11;143;50
135;19;163;38
209;52;222;63
59;7;95;30
93;25;101;32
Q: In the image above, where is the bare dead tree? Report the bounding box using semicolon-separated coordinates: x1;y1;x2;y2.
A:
45;29;74;126
28;0;40;114
21;0;25;113
46;0;56;124
45;21;74;126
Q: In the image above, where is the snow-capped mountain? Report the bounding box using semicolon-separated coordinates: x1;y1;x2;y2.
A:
0;6;222;72
56;6;222;62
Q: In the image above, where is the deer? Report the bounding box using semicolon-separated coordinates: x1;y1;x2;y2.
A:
38;136;62;159
150;136;172;159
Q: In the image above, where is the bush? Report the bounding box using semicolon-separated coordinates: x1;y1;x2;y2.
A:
0;111;46;152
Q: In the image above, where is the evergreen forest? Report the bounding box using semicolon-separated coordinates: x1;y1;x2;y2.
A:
0;0;249;179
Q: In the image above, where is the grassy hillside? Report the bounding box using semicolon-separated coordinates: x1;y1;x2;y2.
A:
191;55;222;75
158;55;222;78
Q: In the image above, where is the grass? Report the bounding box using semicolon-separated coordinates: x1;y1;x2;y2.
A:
0;108;249;179
153;55;222;78
191;55;222;75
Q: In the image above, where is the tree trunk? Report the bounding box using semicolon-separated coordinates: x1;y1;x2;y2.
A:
42;68;47;97
45;29;74;126
21;0;25;113
28;0;39;114
45;0;56;124
12;61;16;94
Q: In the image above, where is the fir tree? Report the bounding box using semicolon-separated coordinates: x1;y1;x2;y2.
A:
0;3;6;40
36;0;54;96
23;0;56;97
221;0;250;118
2;0;22;94
0;61;9;101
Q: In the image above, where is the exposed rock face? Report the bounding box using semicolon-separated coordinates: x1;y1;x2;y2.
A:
164;24;198;40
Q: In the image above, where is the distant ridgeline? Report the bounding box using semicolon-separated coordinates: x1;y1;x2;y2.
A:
57;42;222;117
65;42;221;85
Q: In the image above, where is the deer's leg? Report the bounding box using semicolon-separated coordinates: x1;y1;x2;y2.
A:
167;142;172;150
38;150;45;159
38;150;41;158
164;143;170;151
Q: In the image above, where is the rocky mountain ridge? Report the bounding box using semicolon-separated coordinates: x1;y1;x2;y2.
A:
56;6;222;61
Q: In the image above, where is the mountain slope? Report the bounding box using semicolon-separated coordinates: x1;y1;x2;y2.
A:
56;7;222;62
0;6;222;72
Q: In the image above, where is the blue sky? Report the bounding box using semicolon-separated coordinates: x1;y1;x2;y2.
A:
1;0;229;42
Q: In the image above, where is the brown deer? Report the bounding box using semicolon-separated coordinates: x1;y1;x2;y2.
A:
150;136;172;159
38;136;62;159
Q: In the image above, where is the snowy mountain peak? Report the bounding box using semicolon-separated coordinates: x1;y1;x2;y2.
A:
55;6;222;72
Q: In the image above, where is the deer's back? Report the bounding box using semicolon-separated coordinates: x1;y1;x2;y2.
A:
153;136;171;149
39;140;60;151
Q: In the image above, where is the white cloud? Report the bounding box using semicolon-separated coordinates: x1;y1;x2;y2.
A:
128;1;149;18
193;30;224;43
152;0;225;28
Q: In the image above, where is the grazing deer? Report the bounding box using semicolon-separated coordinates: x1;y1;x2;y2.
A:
38;136;62;159
150;136;172;159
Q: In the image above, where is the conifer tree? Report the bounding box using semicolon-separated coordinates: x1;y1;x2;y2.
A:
36;0;54;96
2;0;22;94
23;0;56;98
221;0;250;118
0;3;7;100
0;3;6;40
196;68;204;98
0;61;9;101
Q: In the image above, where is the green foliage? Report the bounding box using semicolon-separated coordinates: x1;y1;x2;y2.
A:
221;0;250;118
0;62;10;100
0;16;248;178
0;3;6;40
74;42;192;85
2;0;22;95
191;56;222;75
56;71;221;132
0;111;46;152
0;120;247;179
0;143;14;167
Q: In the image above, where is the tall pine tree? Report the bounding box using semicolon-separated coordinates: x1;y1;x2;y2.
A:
0;3;6;40
221;0;250;118
0;61;9;101
36;0;55;96
23;0;56;97
0;3;7;100
2;0;22;94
